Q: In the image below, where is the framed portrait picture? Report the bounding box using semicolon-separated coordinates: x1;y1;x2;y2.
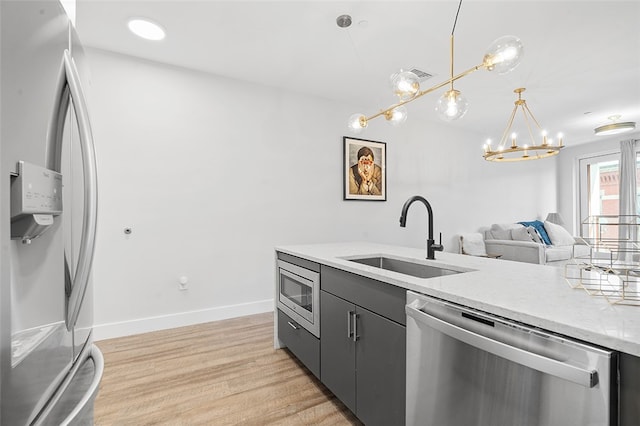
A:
343;136;386;201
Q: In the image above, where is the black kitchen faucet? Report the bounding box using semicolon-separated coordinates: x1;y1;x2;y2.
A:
399;195;444;260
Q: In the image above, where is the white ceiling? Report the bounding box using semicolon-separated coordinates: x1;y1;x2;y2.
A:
76;1;640;147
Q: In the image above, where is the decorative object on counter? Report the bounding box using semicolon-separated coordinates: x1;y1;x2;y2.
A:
483;88;564;162
594;115;636;136
545;212;565;226
346;0;523;133
565;215;640;306
343;136;386;201
399;195;443;260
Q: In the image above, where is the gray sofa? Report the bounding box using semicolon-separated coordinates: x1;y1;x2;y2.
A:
483;222;590;266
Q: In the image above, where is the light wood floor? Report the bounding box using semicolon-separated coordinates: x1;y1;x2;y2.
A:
94;312;362;425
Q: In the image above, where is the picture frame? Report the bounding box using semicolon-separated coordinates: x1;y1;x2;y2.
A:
343;136;386;201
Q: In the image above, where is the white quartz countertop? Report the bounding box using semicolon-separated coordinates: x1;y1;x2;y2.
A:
276;242;640;357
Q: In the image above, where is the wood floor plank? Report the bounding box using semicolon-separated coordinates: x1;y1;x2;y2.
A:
95;313;362;425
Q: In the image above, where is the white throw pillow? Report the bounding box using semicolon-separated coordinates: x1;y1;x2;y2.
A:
526;226;543;244
489;223;521;240
511;227;532;242
511;226;543;244
460;233;488;256
491;223;522;232
493;230;512;240
544;221;576;246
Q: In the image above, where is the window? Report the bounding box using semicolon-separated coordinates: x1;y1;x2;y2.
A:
579;152;640;240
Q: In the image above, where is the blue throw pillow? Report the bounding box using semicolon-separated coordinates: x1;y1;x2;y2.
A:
518;220;552;245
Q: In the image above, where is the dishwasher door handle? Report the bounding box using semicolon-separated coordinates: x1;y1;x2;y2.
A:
406;303;598;388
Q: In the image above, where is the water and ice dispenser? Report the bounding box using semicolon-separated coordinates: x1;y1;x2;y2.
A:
10;161;62;244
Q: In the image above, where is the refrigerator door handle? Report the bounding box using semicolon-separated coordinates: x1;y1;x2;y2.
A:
46;49;98;330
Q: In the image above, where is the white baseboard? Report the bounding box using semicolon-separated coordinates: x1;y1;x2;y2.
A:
93;299;274;341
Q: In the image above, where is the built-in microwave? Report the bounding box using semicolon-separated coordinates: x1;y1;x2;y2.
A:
277;259;320;338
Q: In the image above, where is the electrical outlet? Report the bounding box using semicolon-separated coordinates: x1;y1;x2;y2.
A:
178;276;188;291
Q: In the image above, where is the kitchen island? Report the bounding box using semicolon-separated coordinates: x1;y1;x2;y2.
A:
274;242;640;426
276;241;640;356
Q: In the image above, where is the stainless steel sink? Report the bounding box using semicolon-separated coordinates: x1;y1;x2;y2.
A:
348;256;463;279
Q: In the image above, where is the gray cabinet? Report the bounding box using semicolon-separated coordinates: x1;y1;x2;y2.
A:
355;306;405;426
320;266;406;426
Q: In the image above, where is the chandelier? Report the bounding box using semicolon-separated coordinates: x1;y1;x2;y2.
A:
483;88;564;162
346;1;524;134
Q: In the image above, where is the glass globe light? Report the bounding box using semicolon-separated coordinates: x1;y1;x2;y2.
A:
483;35;524;75
390;71;420;101
385;106;408;127
347;113;367;134
435;90;469;121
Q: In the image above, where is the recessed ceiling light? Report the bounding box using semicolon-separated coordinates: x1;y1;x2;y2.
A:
127;18;166;41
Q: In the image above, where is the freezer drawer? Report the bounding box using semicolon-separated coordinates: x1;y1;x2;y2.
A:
406;291;618;426
33;344;104;426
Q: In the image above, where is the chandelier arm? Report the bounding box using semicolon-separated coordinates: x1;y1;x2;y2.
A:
415;63;483;98
498;105;519;148
519;106;538;146
522;102;543;132
364;63;484;123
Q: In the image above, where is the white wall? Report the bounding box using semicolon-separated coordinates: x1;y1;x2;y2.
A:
86;49;558;339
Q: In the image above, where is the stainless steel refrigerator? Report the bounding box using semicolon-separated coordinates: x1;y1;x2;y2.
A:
1;1;103;424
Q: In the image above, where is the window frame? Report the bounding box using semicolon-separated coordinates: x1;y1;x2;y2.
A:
577;148;640;238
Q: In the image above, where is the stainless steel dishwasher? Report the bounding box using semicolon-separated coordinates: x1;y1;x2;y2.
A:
406;291;618;426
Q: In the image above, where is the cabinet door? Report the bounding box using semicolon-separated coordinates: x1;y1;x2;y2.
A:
320;290;356;413
356;306;406;426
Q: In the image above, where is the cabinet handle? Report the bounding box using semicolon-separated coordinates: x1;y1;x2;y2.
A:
287;321;299;330
347;311;354;338
353;313;360;342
